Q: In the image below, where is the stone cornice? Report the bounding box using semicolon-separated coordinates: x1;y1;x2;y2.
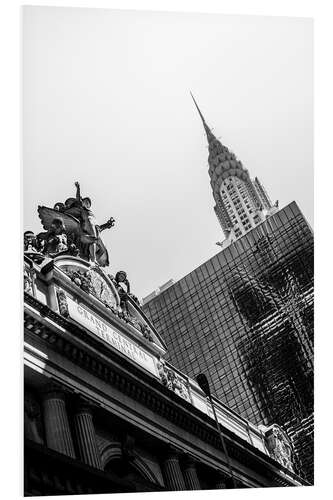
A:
24;295;306;487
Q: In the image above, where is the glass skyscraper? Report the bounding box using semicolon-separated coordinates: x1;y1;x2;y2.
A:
143;98;314;482
143;202;313;481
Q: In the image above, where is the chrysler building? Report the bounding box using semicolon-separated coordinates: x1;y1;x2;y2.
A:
191;94;278;248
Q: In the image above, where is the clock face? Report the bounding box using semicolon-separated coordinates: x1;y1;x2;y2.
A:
60;263;118;308
89;270;118;307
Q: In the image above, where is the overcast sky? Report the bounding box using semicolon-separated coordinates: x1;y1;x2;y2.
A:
23;7;313;300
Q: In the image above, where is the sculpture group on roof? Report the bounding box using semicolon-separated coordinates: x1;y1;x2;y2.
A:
24;182;156;342
24;181;115;266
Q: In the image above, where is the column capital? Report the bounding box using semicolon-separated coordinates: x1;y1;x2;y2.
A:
72;395;98;415
182;455;198;469
162;446;186;491
215;470;228;489
41;382;70;400
182;455;201;490
164;444;182;461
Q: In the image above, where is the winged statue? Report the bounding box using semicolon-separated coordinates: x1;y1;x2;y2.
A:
37;182;115;267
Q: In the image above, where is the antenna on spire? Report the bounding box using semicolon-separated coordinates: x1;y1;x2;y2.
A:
190;91;215;142
190;91;207;126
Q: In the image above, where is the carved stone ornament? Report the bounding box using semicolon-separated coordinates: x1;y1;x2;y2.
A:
57;289;69;317
140;323;154;342
60;262;155;343
24;231;47;264
264;424;294;471
157;358;191;403
24;231;39;253
109;271;155;342
61;265;118;309
109;271;139;311
24;264;36;295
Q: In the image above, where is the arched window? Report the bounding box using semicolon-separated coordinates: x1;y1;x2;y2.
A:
102;445;163;492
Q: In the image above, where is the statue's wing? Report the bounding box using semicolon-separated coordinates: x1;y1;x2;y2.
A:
37;206;81;234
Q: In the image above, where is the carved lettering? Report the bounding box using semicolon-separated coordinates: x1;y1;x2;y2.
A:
66;297;157;376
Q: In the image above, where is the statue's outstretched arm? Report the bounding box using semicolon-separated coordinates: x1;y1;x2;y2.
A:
99;217;115;232
75;181;81;202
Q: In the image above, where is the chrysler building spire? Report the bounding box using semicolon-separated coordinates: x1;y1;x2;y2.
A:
190;92;216;143
191;94;277;247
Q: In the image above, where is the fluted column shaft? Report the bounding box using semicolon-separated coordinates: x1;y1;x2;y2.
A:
162;450;186;491
42;388;75;458
73;402;102;469
182;457;201;490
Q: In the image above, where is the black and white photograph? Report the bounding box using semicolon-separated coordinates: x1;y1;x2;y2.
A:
22;4;314;496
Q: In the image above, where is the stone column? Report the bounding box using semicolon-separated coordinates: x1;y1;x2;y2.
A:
215;472;227;489
73;399;102;469
182;456;201;490
41;385;75;458
162;448;186;491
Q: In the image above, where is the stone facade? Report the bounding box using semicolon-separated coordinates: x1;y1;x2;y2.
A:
24;251;306;495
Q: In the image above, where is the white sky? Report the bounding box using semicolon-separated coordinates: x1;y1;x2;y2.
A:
23;6;313;300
